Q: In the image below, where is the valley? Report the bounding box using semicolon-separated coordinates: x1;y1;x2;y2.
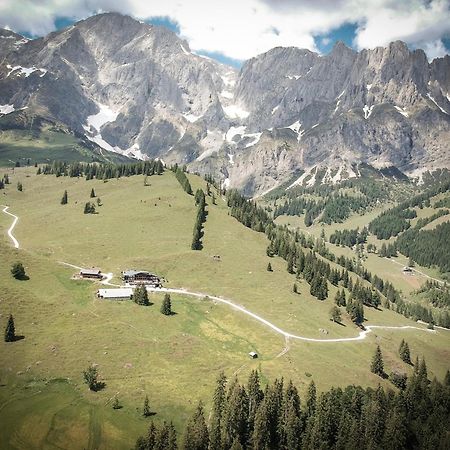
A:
0;164;449;449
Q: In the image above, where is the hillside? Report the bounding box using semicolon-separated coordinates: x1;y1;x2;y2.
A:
1;165;449;449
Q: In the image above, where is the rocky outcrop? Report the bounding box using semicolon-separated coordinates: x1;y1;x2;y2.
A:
0;13;449;194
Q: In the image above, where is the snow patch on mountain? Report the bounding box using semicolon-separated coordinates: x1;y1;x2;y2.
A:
183;112;202;123
225;126;247;142
244;132;262;148
6;64;47;77
427;93;448;114
0;104;15;115
223;104;250;119
394;106;409;117
363;105;375;119
86;102;119;132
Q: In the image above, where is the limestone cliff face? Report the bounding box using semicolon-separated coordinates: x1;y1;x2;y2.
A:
0;13;449;194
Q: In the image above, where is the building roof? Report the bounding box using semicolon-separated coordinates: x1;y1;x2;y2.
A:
122;269;157;277
98;288;133;299
80;268;101;275
249;351;258;357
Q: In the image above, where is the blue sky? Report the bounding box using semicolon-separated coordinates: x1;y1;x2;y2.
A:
1;0;449;65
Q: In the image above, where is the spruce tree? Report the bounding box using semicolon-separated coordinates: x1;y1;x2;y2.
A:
370;345;385;377
112;397;121;409
267;262;273;272
329;306;341;323
17;181;23;191
90;188;96;198
210;372;227;450
399;339;411;364
134;284;150;306
143;395;151;417
4;314;15;342
183;402;209;450
160;293;172;315
83;365;100;390
11;262;26;280
61;190;68;205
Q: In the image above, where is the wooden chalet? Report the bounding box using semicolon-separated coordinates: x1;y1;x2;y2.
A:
80;268;102;279
122;269;161;287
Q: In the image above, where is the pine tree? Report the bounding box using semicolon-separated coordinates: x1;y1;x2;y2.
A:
293;283;298;294
61;190;68;205
329;306;341;323
210;372;227;450
183;402;209;450
17;181;23;191
267;262;273;272
399;339;411;364
90;188;96;198
160;293;172;315
167;422;177;450
143;395;151;417
134;284;150;306
370;345;385;377
112;397;121;409
83;365;100;390
4;314;15;342
11;262;26;280
305;380;316;419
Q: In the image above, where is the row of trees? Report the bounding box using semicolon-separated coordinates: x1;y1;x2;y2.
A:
136;367;450;449
329;227;368;247
192;189;207;250
172;166;193;195
39;160;164;180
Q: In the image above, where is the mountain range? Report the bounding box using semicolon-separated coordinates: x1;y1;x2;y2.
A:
1;12;449;194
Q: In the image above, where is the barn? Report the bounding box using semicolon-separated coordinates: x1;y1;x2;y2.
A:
97;288;133;300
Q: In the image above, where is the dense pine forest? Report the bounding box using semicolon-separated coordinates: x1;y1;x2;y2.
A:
136;367;450;449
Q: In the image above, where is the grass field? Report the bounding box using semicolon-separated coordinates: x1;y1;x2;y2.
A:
0;128;130;167
1;167;449;449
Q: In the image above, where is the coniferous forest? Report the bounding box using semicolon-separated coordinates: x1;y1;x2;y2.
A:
136;368;450;450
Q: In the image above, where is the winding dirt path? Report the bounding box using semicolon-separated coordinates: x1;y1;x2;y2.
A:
147;287;442;343
1;205;19;249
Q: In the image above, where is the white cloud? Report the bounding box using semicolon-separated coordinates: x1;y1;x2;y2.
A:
0;0;448;61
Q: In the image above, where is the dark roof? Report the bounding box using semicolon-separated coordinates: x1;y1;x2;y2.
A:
122;270;157;277
80;268;101;275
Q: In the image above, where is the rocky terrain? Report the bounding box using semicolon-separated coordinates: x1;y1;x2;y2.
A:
0;12;449;194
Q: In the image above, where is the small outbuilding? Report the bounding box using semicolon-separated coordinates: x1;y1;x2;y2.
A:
403;266;413;273
97;288;133;300
249;351;258;359
80;268;102;279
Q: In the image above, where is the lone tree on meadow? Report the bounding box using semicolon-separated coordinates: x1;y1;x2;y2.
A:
143;395;151;417
399;339;412;364
329;306;342;323
11;262;26;280
4;314;15;342
61;190;68;205
160;293;172;315
371;345;385;377
90;188;96;198
83;365;102;391
134;284;150;306
267;262;273;272
83;202;96;214
17;181;23;192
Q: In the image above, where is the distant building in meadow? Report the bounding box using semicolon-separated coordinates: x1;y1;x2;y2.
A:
97;288;133;300
80;268;102;279
122;270;161;287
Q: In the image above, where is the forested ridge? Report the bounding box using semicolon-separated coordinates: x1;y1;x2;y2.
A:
136;368;450;449
226;189;450;328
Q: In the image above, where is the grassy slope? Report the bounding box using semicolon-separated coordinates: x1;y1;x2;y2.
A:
0;129;131;166
0;167;449;449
